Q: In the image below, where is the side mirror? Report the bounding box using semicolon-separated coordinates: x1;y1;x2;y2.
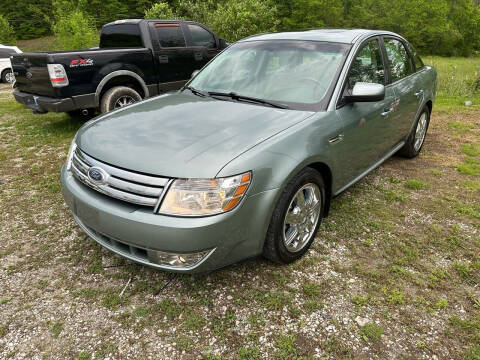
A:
218;38;228;50
191;70;200;79
344;82;385;103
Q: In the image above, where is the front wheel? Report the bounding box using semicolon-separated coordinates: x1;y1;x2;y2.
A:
397;106;430;158
100;86;142;114
263;168;325;264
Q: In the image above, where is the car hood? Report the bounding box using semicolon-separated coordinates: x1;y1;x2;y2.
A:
77;92;314;178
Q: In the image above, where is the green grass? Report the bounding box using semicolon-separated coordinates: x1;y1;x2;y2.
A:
1;55;480;358
424;56;480;99
360;323;384;343
405;179;429;190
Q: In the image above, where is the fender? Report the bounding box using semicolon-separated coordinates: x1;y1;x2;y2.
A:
94;70;149;106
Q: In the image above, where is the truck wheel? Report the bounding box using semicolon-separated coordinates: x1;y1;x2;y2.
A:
1;69;14;84
100;86;142;113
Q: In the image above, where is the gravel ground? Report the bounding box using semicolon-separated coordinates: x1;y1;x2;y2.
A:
0;88;479;359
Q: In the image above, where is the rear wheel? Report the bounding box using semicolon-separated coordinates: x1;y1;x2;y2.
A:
1;69;14;84
263;168;325;264
100;86;142;114
397;105;430;158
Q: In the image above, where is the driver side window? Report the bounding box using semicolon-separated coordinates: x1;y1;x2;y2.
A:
344;39;385;95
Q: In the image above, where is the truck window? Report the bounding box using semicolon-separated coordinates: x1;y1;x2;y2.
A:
100;24;144;48
187;24;216;49
155;24;186;48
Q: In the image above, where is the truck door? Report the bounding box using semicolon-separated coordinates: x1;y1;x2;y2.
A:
150;22;192;93
183;23;221;70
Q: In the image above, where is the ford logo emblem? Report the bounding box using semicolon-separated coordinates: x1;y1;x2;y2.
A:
88;167;108;185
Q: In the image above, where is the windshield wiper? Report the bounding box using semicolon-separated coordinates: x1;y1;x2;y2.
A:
208;91;289;109
185;86;209;98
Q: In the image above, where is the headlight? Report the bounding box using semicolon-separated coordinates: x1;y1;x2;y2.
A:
159;172;252;216
66;138;77;171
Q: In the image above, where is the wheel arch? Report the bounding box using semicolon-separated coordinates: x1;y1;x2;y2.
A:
306;162;332;217
95;70;149;106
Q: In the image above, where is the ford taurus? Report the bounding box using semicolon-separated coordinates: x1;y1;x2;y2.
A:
60;29;437;273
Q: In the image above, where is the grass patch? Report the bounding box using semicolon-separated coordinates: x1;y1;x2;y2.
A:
448;121;475;134
461;143;480;157
457;158;480;176
360;323;384;342
405;180;429;190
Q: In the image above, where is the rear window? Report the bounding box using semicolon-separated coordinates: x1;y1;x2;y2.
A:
100;24;144;48
155;24;186;48
406;42;424;71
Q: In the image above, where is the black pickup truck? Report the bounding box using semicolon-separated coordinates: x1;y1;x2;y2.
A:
12;19;227;115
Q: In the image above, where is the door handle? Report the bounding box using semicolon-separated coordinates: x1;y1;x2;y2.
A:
414;90;424;97
158;55;169;64
328;134;344;145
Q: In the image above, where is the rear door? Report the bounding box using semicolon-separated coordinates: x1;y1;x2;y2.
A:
150;22;193;92
383;37;421;143
183;23;220;70
335;37;397;185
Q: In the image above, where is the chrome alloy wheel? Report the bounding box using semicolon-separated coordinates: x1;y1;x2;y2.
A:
5;71;15;84
114;95;136;109
414;112;428;152
282;183;322;253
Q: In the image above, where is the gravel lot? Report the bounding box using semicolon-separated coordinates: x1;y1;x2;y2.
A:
0;85;479;359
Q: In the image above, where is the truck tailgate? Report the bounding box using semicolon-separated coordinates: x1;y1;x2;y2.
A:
11;53;56;97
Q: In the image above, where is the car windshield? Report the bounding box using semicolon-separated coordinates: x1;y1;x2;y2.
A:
188;40;350;110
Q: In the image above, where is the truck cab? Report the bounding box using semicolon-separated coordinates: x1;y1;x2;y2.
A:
11;19;227;115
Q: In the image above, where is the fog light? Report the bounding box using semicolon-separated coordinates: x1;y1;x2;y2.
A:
153;249;214;268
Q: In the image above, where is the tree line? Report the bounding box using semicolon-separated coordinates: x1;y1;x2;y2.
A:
1;0;480;56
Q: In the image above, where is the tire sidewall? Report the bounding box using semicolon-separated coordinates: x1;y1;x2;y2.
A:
101;86;142;113
1;69;12;83
269;169;325;263
410;106;430;156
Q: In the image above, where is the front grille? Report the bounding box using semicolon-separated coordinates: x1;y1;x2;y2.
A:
71;148;170;208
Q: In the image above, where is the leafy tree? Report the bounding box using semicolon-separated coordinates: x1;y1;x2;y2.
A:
281;0;344;30
52;1;99;50
0;15;16;45
145;2;176;19
207;0;280;41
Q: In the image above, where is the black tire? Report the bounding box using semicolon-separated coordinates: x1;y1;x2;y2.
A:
397;106;430;158
100;86;142;114
1;69;13;84
263;168;325;264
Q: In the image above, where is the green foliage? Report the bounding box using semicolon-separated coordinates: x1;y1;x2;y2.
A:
360;323;384;342
3;0;480;54
52;1;99;50
206;0;279;41
145;2;176;19
281;0;344;30
0;15;16;45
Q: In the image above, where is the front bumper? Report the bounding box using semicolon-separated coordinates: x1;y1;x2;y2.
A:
13;90;95;114
60;165;279;273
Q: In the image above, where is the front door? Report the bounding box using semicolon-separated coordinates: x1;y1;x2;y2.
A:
183;23;221;71
335;38;397;188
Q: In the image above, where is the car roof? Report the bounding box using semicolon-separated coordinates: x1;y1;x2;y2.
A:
240;29;401;44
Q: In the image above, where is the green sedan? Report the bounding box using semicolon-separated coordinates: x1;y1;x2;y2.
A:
60;29;437;273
